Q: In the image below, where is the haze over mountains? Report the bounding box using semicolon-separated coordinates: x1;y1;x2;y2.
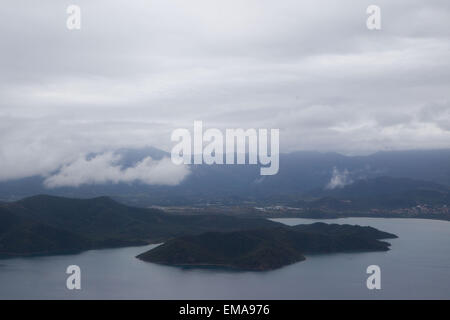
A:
1;148;449;207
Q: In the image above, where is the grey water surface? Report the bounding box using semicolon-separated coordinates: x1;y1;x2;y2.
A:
0;218;449;299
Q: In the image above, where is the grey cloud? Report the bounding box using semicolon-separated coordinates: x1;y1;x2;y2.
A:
0;0;450;181
419;102;450;130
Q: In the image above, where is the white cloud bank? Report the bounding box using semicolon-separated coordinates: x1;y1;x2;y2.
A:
44;153;190;188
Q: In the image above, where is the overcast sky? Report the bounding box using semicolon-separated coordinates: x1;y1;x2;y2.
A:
0;0;449;182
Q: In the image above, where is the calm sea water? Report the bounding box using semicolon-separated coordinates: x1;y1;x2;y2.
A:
0;218;449;299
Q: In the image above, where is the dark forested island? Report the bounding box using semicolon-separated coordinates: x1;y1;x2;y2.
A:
137;223;397;271
1;195;398;271
0;195;276;258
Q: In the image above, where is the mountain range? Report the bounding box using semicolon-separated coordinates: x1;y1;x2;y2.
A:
1;148;450;207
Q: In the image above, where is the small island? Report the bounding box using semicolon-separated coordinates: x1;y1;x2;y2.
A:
137;223;398;271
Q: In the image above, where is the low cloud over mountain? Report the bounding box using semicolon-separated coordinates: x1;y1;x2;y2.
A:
326;167;353;189
44;152;190;188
